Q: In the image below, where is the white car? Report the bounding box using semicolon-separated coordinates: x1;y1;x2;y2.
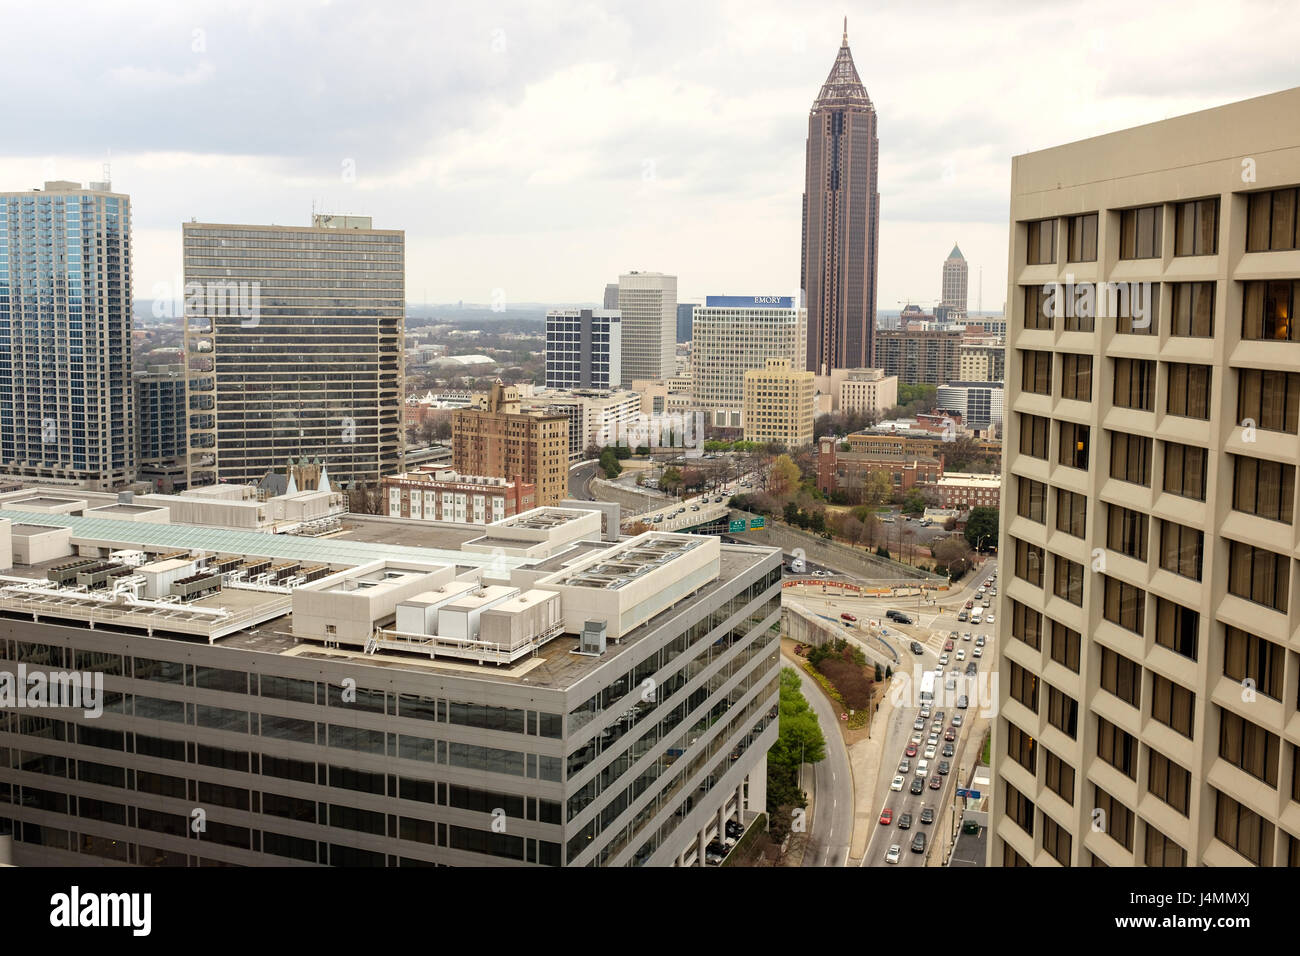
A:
919;705;931;719
898;758;911;774
938;653;949;666
962;632;973;641
886;844;902;864
973;647;983;659
986;613;996;625
956;649;966;661
913;717;926;730
890;775;905;792
924;745;938;760
910;732;923;745
915;759;930;777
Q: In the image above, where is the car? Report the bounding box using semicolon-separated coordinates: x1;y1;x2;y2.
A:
898;758;911;774
944;727;957;741
905;743;918;757
911;832;927;853
920;807;935;825
910;776;925;795
894;613;913;625
945;678;957;691
964;600;974;609
961;631;972;641
977;585;987;594
915;759;929;777
943;638;955;652
691;505;700;511
934;710;945;722
886;844;902;864
938;760;951;775
840;612;857;623
890;775;905;792
913;717;925;731
981;598;991;608
927;735;940;748
705;840;728;864
930;718;943;731
956;649;966;661
957;695;969;709
938;653;949;666
952;713;964;727
986;614;995;624
929;775;942;790
919;705;931;719
966;662;978;676
957;610;969;622
943;743;955;758
910;732;923;745
880;808;894;825
910;641;924;655
897;813;913;830
975;635;985;647
726;820;744;839
973;647;983;659
653;515;663;523
924;745;937;759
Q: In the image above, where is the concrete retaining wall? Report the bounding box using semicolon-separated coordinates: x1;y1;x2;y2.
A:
731;511;943;583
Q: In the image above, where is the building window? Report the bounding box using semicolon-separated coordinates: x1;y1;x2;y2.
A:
1094;786;1135;850
1003;844;1030;867
1097;717;1138;779
1166;363;1212;420
1223;626;1285;701
1016;476;1046;523
1014;538;1044;587
1055;488;1086;538
1109;431;1151;485
1243;279;1300;343
1050;620;1081;673
1119;204;1162;259
1023;285;1053;331
1246;187;1300;252
1019;413;1050;459
1027;218;1057;265
1238;368;1300;434
1045;749;1076;806
1006;721;1036;772
1158;520;1203;581
1047;684;1078;738
1060;354;1092;401
1099;645;1141;708
1150;674;1195;738
1113;358;1155;411
1162;441;1208;501
1227;540;1289;612
1148;749;1191;816
1232;454;1295;523
1005;781;1035;837
1220;709;1279;787
1009;660;1040;712
1066;213;1099;262
1021;349;1052;395
1103;576;1145;635
1169;282;1215;337
1010;599;1042;650
1042;813;1072;865
1053;555;1084;606
1173;197;1219;256
1115;283;1159;334
1145;824;1187;867
1154;597;1199;661
1059;421;1090;470
1214;790;1273;866
1106;504;1148;560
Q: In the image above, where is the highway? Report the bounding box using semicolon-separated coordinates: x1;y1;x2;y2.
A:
620;468;768;533
568;461;599;501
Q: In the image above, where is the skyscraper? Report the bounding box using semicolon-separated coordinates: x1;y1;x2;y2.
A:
801;21;880;376
545;309;622;390
135;362;188;492
603;282;620;310
941;243;968;318
676;302;696;343
0;180;134;490
617;271;676;387
182;214;405;488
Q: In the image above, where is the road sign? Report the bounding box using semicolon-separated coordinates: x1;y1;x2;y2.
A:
750;517;765;529
728;519;746;532
967;790;981;800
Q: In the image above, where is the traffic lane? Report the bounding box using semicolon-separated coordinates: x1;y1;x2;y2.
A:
568;462;599;500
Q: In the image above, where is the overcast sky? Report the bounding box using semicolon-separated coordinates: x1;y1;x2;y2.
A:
3;0;1298;312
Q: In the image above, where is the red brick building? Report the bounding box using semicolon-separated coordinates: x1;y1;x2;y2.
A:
381;468;536;524
816;437;941;499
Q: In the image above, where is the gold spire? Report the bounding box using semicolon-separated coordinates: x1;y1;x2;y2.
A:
843;16;848;45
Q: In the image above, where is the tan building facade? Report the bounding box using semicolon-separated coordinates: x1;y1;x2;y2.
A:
959;344;1007;382
381;468;535;524
838;368;899;416
452;384;569;506
993;86;1300;869
742;358;814;448
873;328;963;386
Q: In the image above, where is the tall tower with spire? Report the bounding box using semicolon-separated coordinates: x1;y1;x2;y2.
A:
801;19;880;375
941;242;968;319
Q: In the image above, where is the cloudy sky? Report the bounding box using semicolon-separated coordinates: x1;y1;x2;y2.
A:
3;0;1298;312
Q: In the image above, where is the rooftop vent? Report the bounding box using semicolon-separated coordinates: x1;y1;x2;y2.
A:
579;620;607;656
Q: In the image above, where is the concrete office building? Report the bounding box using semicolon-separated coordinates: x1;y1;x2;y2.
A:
993;87;1300;869
452;383;568;506
874;328;964;386
691;296;807;430
742;358;814;448
937;381;1005;430
0;181;134;491
617;272;677;387
0;504;780;868
521;389;642;463
837;368;899;417
182;215;404;489
942;243;969;318
802;23;880;374
959;344;1007;383
545;309;622;391
134;364;188;493
603;283;619;310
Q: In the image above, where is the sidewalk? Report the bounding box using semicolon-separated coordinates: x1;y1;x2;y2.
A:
847;678;897;863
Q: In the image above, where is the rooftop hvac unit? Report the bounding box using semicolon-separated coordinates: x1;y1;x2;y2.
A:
579;620;607;655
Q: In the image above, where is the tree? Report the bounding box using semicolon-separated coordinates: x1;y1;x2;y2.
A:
932;535;974;580
874;661;883;682
964;506;1000;551
627;520;653;535
902;488;927;515
599;447;622;479
767;668;826;843
841;515;865;549
768;454;801;500
885;665;893;680
864;470;893;507
660;466;683;496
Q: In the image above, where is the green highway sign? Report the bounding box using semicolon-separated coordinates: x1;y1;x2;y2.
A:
750;517;765;529
728;519;746;532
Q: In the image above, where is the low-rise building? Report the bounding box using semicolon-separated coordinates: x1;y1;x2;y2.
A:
935;472;1001;510
815;437;942;498
381;468;536;523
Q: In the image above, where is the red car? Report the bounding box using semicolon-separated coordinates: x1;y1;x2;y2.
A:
929;775;942;790
841;612;857;623
944;727;957;741
943;639;955;651
879;808;893;825
905;743;918;757
965;600;974;609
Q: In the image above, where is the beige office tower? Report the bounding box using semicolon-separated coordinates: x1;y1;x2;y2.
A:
183;215;405;488
942;243;969;318
691;295;807;429
617;271;676;387
742;358;814;448
992;86;1300;868
452;383;569;506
